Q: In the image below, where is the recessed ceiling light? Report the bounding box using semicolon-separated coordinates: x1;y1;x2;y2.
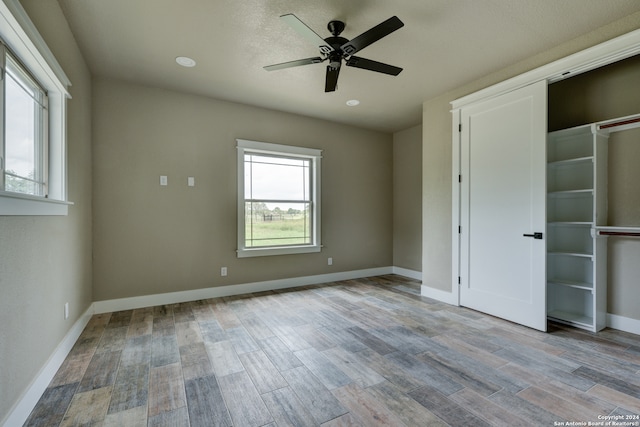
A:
346;99;360;106
176;56;196;67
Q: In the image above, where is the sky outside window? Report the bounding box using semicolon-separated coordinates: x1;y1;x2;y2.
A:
245;154;310;211
5;67;37;179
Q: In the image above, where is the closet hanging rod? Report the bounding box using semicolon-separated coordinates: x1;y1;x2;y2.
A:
598;116;640;130
598;231;640;237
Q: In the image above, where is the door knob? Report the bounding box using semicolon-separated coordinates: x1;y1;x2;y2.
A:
523;232;543;239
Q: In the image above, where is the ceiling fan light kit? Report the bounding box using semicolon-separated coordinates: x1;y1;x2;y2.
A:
264;14;404;92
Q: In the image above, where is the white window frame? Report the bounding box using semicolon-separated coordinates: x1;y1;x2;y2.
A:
0;0;71;216
237;139;322;258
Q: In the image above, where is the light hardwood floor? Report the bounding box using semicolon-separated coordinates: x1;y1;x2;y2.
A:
25;275;640;426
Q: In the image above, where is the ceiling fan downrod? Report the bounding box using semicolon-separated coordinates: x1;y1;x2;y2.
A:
327;20;345;37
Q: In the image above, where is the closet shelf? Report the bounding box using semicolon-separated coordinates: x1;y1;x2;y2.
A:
548;280;593;291
548;251;593;259
547;156;594;167
547;310;594;329
547;222;591;227
548;189;593;197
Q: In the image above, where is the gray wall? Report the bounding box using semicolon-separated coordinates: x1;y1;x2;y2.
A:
421;12;640;295
393;125;422;272
92;78;394;301
0;0;93;420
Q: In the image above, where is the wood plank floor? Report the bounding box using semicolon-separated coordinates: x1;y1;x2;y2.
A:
24;275;640;426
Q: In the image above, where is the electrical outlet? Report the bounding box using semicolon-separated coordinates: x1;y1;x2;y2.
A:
64;302;69;320
221;267;227;276
328;257;333;266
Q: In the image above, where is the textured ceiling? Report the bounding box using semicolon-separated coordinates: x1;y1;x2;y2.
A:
57;0;640;133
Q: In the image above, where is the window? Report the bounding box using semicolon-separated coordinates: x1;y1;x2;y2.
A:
2;52;48;197
0;0;71;215
237;139;322;257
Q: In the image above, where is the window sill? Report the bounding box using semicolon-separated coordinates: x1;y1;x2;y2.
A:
237;245;321;258
0;191;72;216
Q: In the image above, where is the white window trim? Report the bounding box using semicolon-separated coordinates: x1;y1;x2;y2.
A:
237;139;322;258
0;0;72;216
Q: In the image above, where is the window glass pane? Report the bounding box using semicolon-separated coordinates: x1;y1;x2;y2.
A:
4;57;45;196
245;154;310;201
237;140;321;257
245;201;311;247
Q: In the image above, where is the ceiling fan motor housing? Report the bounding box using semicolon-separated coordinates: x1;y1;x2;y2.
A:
325;35;349;68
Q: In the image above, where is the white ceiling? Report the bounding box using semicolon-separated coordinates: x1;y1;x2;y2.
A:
57;0;640;133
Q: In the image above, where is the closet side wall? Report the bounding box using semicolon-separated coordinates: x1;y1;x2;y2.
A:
549;54;640;132
607;127;640;320
549;56;640;323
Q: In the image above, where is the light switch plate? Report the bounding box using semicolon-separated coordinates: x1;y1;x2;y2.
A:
188;176;195;187
160;175;168;186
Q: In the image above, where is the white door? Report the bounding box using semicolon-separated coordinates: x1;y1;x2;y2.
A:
459;80;547;331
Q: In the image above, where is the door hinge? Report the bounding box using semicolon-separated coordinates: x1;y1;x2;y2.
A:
458;123;462;132
458;174;462;183
458;276;461;285
458;225;461;234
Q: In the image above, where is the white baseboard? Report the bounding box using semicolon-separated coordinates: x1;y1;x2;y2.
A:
420;284;459;305
391;267;422;281
2;304;95;427
93;267;395;314
607;313;640;335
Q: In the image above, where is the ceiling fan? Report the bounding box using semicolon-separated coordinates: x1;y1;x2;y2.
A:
264;14;404;92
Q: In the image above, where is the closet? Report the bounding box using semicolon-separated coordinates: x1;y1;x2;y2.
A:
450;29;640;332
546;115;640;332
546;51;640;332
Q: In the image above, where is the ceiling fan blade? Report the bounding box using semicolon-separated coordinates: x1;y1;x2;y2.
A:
280;14;334;54
325;65;340;92
264;57;324;71
339;16;404;56
346;56;402;75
